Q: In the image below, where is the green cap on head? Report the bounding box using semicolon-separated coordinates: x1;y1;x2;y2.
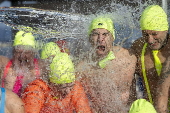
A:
13;30;35;48
89;16;115;39
140;5;169;31
129;99;157;113
49;52;75;84
41;42;61;59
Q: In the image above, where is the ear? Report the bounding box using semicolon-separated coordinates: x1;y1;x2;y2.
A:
110;35;114;42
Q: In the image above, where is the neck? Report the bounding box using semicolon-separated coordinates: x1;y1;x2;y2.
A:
49;82;74;99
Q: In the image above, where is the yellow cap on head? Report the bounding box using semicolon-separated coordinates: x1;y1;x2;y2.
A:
129;99;157;113
13;30;35;48
89;16;115;39
140;5;169;31
41;42;61;59
49;52;75;84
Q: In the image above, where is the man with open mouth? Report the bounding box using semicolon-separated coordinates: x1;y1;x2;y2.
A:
76;16;137;113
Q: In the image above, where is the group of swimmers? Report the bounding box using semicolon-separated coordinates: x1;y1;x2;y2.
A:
0;4;169;113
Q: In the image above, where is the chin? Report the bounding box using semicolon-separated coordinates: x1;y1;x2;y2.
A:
96;50;106;57
150;45;161;50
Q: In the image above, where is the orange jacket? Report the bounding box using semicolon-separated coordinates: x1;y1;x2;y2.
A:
22;79;92;113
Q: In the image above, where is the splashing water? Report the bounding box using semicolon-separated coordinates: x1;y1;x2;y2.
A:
0;0;167;112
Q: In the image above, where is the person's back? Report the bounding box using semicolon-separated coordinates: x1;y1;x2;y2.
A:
0;87;24;113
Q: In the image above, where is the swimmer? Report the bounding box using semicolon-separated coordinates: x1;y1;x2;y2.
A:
76;16;137;112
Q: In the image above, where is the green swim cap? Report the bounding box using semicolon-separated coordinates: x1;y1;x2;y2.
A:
41;42;61;59
140;5;169;31
129;99;157;113
13;30;35;48
89;17;115;39
49;52;75;84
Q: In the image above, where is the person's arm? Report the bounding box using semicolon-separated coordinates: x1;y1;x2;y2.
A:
72;81;92;113
120;48;137;105
21;79;46;113
155;66;170;113
6;89;24;113
0;55;9;83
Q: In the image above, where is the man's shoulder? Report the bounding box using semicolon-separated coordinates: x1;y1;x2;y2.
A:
0;55;9;67
113;46;136;57
113;46;137;62
131;37;145;48
129;37;145;55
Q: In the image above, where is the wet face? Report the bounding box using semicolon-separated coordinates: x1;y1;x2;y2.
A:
142;30;168;50
13;46;35;66
90;28;114;57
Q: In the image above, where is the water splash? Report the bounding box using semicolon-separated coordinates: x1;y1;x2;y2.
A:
0;0;166;112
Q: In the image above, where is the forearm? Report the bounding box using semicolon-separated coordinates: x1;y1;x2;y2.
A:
155;93;168;113
155;71;170;113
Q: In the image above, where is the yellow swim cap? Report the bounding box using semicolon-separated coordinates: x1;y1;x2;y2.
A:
140;5;169;31
49;52;75;84
89;16;115;38
13;30;35;48
129;99;157;113
41;42;61;59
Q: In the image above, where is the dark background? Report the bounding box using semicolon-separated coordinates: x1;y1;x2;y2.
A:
4;0;162;14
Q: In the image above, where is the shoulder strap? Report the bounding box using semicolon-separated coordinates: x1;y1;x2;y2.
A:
34;59;40;78
0;88;6;113
1;60;13;87
141;43;153;104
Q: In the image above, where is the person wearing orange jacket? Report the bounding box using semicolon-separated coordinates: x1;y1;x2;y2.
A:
21;42;92;113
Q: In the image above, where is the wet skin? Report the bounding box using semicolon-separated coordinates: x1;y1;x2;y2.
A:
142;30;168;50
90;28;114;58
12;47;35;69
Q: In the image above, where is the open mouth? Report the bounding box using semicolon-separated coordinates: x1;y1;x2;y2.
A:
149;42;157;47
97;45;105;51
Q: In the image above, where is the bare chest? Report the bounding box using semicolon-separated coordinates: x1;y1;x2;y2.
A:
144;52;166;70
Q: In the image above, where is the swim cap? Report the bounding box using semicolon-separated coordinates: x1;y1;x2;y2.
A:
49;52;75;84
140;5;169;31
41;42;61;59
129;99;157;113
89;17;115;38
13;30;35;48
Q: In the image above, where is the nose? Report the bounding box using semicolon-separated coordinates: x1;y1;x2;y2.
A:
98;34;105;42
148;35;155;44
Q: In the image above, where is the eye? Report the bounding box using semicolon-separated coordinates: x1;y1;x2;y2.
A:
102;32;109;37
143;33;149;37
152;33;157;36
91;32;99;36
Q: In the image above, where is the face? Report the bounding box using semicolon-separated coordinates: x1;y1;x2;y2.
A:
90;28;114;57
142;30;168;50
13;46;35;66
